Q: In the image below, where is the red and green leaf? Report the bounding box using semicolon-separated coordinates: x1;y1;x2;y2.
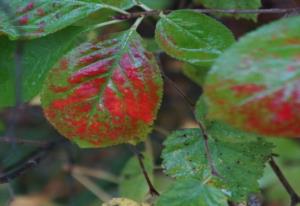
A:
41;30;163;148
0;0;129;40
204;16;300;138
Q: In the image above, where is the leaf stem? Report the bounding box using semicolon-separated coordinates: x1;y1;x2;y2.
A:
92;19;126;30
130;15;145;31
129;145;160;196
0;140;63;184
157;56;221;177
155;54;219;177
269;157;300;206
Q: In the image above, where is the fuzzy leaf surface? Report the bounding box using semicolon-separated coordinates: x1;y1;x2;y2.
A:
155;10;235;66
204;16;300;138
41;30;163;148
162;125;273;201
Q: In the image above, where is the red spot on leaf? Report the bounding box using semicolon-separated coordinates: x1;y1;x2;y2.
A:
18;2;34;14
49;85;70;93
19;15;29;25
286;38;300;45
60;58;69;70
37;8;46;16
287;66;296;72
230;84;265;97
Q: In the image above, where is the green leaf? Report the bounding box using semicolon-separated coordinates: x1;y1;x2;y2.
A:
41;29;163;148
204;15;300;138
119;154;154;202
182;63;210;85
195;0;261;21
162;124;273;201
0;26;83;108
82;0;134;9
155;10;235;67
156;178;228;206
0;0;126;39
194;96;208;123
140;0;172;9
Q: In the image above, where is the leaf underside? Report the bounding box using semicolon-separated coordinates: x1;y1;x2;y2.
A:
41;30;163;148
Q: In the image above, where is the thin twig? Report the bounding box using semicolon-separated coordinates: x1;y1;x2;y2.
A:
114;7;300;20
269;157;300;206
165;74;219;176
155;54;219;176
0;140;63;184
129;145;159;196
0;136;49;147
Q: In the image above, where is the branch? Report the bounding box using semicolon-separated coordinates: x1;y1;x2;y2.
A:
269;157;300;206
129;145;159;196
114;7;300;19
0;140;64;184
0;136;49;147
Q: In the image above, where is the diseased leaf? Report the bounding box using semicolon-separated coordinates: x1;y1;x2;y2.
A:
41;30;163;148
155;10;235;66
162;125;273;201
119;154;153;202
204;15;300;138
195;0;261;21
0;0;125;39
156;178;228;206
0;26;83;108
